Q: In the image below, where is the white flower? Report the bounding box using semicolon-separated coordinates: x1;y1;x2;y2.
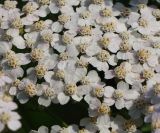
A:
30;126;49;133
127;9;160;35
0;92;17;110
49;0;79;14
0;109;21;132
51;125;78;133
0;70;12;87
17;78;37;104
37;82;62;107
104;81;139;109
111;115;142;133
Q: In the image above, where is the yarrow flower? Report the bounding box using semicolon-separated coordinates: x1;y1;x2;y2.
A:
0;0;159;132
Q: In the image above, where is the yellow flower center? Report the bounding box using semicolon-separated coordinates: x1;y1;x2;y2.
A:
92;0;104;4
80;77;90;85
35;65;47;78
101;22;116;32
38;0;50;5
79;26;92;36
97;50;110;62
56;0;66;7
114;66;127;79
41;31;53;43
154;83;160;95
44;88;55;97
100;8;112;17
34;21;45;31
123;120;137;133
138;18;148;28
80;11;91;19
93;87;104;97
7;56;20;68
137;49;151;63
76;59;88;68
12;18;23;29
113;90;124;99
99;37;110;49
120;40;132;52
25;83;37;97
0;112;11;124
77;44;88;53
31;48;44;61
55;70;65;80
121;8;131;17
142;69;154;80
65;84;77;96
59;52;69;61
4;0;17;10
58;14;70;25
152;9;160;19
98;103;110;115
119;31;129;40
22;2;38;14
62;34;72;45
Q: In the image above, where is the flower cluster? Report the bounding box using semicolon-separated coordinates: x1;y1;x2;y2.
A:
0;0;160;132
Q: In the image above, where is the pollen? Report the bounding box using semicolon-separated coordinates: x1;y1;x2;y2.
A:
31;48;44;61
138;18;148;28
101;22;115;32
137;49;151;63
121;8;131;17
34;21;45;31
142;69;154;80
77;44;88;53
4;0;17;10
22;2;38;14
152;9;160;19
120;40;132;52
55;70;65;80
113;90;124;99
38;0;50;5
99;37;110;49
11;18;23;29
100;8;112;17
62;34;72;45
79;26;92;36
80;77;90;85
123;120;137;133
92;0;104;4
35;65;47;78
154;83;160;95
58;14;70;25
56;0;66;7
80;11;91;19
0;112;11;124
7;56;20;68
97;50;110;62
59;52;69;61
114;66;127;79
44;88;55;97
119;31;130;40
64;84;77;96
76;59;88;68
92;87;104;97
41;31;53;43
25;83;37;97
98;103;110;115
13;79;21;87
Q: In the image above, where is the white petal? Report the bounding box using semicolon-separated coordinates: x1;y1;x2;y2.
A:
57;93;70;105
8;120;21;131
12;36;26;49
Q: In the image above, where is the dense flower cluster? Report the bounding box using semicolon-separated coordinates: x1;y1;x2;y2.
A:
0;0;160;132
